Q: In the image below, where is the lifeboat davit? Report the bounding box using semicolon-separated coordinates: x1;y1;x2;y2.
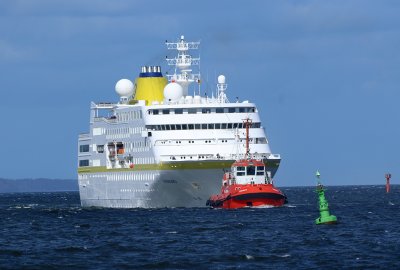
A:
206;118;287;209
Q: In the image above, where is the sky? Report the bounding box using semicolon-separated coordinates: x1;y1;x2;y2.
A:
0;0;399;186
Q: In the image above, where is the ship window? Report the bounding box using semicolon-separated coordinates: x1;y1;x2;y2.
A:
157;125;162;130
238;123;243;129
166;125;171;130
254;122;261;128
216;108;223;113
228;108;236;113
257;166;265;175
195;124;200;129
250;107;255;112
182;124;188;130
202;124;207;129
188;108;197;114
176;125;181;130
247;166;256;175
202;108;211;114
208;123;214;129
222;123;227;129
215;123;220;129
79;160;89;167
96;145;104;153
175;109;183;114
153;110;159;115
227;123;233;129
161;125;166;130
188;124;194;130
239;107;245;113
233;123;238;128
162;109;170;114
171;125;176;130
79;144;89;153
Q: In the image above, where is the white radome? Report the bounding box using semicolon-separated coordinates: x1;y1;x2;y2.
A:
115;79;134;97
164;82;183;102
218;75;226;84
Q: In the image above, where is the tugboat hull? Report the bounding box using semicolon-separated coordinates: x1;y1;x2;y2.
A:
207;184;287;209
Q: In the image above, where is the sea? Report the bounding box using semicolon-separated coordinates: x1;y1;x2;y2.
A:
1;185;399;269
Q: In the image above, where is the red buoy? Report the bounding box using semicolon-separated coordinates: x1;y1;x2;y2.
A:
385;173;391;193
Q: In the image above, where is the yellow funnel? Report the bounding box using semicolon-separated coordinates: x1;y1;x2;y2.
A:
131;66;167;105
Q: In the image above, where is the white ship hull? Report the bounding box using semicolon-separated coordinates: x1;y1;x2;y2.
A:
78;162;279;208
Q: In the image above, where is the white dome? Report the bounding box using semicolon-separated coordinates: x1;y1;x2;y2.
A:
164;82;183;102
218;75;226;84
115;79;134;97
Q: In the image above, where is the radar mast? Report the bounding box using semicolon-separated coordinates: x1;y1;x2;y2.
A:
165;35;200;96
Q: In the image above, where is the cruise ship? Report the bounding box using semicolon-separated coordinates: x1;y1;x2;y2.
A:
77;35;281;208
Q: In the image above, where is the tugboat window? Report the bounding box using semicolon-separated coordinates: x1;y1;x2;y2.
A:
236;166;245;176
247;166;256;175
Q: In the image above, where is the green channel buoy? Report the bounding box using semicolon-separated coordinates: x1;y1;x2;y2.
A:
315;171;338;225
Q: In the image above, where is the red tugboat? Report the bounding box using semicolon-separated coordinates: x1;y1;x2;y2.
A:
206;118;287;209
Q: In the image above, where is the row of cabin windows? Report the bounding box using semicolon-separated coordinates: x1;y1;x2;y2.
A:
146;122;261;131
148;107;255;115
236;166;265;176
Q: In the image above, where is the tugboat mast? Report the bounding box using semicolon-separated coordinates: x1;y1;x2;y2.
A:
244;118;253;159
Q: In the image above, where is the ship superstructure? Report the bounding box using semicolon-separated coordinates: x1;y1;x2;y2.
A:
77;35;281;208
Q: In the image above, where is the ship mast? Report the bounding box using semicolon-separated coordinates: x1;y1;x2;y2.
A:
165;35;200;96
244;118;252;159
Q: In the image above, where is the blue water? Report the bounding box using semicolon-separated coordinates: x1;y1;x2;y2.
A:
1;185;400;269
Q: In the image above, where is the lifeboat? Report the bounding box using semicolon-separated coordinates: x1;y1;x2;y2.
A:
206;118;287;209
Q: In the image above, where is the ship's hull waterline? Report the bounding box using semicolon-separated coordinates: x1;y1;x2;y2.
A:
78;161;279;208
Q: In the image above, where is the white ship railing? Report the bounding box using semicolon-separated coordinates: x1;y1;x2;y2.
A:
159;153;280;162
